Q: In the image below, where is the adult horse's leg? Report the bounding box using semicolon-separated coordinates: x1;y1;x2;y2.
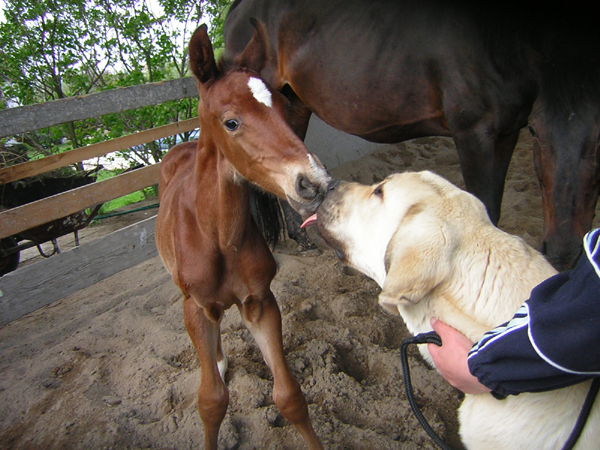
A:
183;296;229;450
239;292;323;450
530;105;600;270
453;128;521;225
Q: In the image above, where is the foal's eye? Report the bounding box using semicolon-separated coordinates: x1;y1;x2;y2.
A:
223;119;240;131
373;184;384;198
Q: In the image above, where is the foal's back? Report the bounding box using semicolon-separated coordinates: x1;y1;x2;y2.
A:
156;141;199;285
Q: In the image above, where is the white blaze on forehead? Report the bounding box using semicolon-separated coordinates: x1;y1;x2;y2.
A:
247;77;272;107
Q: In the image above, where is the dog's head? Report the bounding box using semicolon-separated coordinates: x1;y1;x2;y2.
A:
315;171;490;312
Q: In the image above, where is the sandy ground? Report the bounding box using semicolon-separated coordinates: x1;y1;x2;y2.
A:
1;130;599;450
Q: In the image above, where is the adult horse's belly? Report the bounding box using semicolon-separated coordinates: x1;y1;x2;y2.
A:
285;63;452;142
277;25;483;143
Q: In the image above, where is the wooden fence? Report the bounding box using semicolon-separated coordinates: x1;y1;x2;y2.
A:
0;77;200;325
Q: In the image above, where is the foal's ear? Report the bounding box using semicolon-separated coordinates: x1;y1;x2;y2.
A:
189;24;218;84
236;18;269;73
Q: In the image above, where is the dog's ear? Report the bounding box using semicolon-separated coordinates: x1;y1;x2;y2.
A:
378;214;457;310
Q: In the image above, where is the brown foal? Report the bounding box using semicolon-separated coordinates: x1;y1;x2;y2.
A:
155;23;329;449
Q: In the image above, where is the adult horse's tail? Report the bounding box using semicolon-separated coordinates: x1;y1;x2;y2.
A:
249;186;285;248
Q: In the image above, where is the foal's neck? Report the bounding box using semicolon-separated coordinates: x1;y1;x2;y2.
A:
194;138;252;248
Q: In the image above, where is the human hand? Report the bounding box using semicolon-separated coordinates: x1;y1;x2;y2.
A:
428;318;491;394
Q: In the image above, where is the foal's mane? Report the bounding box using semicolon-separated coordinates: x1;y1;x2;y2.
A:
215;54;257;78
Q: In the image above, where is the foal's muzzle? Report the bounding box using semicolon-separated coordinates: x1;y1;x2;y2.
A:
296;175;320;200
288;176;335;216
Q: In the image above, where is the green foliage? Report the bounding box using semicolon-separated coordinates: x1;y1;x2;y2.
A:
0;0;233;170
90;168;157;215
96;190;146;216
0;0;109;103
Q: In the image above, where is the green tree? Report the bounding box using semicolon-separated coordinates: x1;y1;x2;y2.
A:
0;0;232;168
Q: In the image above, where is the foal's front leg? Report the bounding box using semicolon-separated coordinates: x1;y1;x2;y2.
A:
183;296;228;450
239;292;323;450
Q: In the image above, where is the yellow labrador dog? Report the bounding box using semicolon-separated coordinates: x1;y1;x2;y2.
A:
308;171;599;449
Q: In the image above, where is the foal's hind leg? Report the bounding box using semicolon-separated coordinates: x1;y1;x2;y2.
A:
239;292;323;450
183;296;228;450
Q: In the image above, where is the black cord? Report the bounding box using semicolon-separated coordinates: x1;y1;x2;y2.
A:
562;377;600;450
400;332;599;450
400;331;454;450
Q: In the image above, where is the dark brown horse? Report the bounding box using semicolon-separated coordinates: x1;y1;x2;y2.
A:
223;0;600;270
156;24;329;449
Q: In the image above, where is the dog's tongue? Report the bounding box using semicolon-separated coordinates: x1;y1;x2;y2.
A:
301;213;317;228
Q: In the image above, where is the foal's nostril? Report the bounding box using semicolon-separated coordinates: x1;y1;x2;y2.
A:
296;175;318;200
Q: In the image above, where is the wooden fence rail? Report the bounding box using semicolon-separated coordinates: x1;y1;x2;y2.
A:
0;77;197;138
0;164;160;240
0;118;198;185
0;78;199;240
0;78;199;323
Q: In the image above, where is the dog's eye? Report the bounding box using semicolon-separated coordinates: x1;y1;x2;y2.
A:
223;119;240;131
373;185;384;198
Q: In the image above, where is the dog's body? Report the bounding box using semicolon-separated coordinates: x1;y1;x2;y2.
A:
315;170;599;449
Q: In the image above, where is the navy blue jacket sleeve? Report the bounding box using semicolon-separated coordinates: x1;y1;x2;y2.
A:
467;228;600;397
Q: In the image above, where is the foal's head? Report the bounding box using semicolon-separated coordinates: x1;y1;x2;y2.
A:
188;22;331;216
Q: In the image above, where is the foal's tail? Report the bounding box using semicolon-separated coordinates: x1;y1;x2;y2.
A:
249;186;285;248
